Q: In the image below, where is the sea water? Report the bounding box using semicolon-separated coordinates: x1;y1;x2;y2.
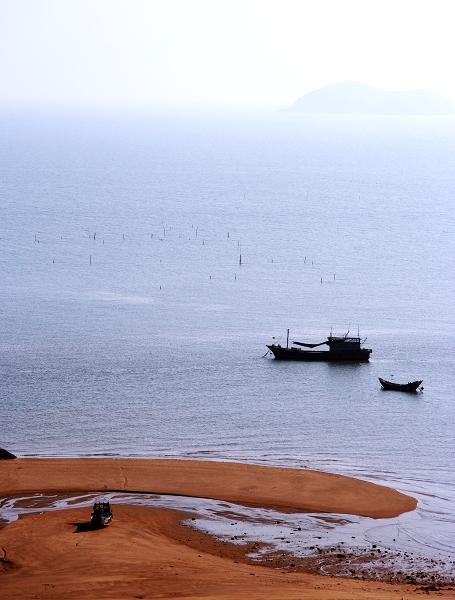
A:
1;110;454;563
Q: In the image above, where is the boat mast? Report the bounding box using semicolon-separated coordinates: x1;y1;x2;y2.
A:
287;329;289;349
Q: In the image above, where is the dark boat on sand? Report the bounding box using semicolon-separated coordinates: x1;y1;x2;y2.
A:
267;330;372;362
379;378;423;392
91;502;113;528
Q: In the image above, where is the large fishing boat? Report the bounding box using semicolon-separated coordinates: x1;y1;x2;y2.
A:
267;330;372;362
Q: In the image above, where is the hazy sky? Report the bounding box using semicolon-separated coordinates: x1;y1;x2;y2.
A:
1;0;454;110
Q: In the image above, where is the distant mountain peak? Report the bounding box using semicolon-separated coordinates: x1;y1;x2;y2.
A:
285;81;455;115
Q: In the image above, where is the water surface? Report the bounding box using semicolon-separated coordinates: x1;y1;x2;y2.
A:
1;110;454;563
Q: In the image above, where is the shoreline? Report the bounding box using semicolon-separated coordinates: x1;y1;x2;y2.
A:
2;458;452;598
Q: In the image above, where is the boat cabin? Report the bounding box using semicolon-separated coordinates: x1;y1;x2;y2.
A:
327;336;363;352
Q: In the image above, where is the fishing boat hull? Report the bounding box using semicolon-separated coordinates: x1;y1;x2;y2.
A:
267;345;371;362
379;378;423;392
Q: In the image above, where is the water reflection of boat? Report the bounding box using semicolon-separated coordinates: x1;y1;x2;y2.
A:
91;502;113;527
379;378;423;392
267;330;372;362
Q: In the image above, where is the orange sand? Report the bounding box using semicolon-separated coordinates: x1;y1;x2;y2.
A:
0;458;416;517
0;458;436;600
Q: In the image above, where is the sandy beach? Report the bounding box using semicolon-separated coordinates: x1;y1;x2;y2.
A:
0;458;451;599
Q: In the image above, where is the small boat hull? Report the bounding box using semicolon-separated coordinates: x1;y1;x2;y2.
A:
379;378;423;392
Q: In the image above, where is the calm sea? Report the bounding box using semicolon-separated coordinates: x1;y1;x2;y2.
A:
1;109;454;561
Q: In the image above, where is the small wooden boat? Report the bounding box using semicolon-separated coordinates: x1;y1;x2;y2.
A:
91;501;113;527
379;378;423;392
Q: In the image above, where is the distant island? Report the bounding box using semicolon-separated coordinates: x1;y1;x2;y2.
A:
285;81;455;115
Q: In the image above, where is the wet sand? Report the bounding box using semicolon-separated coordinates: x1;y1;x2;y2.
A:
2;458;450;599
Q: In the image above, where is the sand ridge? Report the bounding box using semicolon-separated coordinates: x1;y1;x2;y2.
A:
0;458;416;518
